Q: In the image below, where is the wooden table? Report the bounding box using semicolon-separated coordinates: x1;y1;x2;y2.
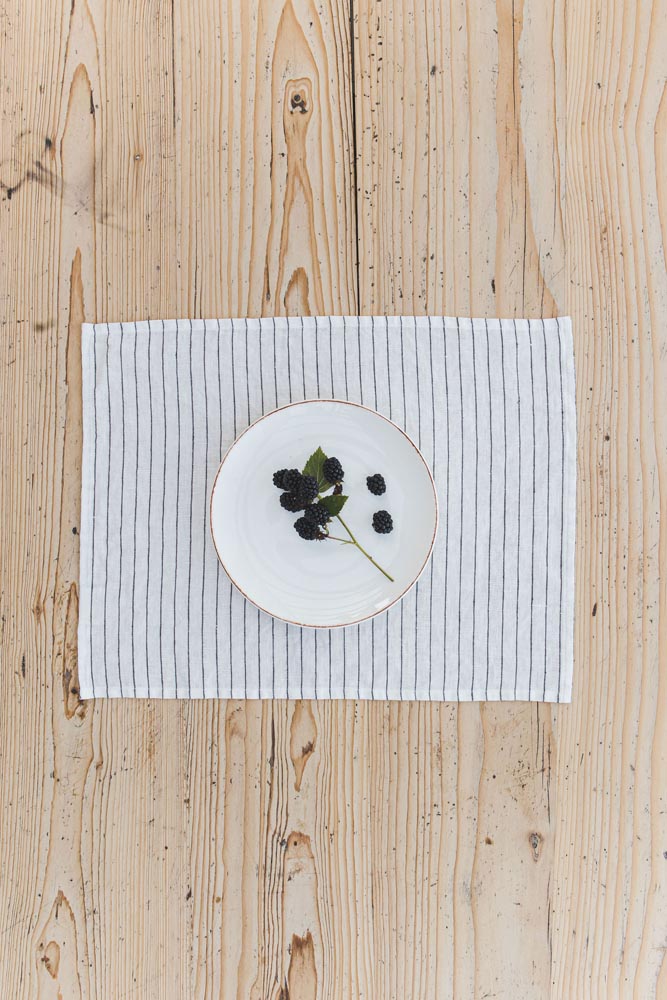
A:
1;0;665;996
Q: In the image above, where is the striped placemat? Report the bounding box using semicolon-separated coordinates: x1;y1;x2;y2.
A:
78;316;576;701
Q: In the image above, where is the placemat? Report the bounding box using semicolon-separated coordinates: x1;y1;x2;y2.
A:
78;316;576;701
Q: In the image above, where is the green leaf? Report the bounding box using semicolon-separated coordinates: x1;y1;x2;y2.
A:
320;493;348;517
302;446;331;491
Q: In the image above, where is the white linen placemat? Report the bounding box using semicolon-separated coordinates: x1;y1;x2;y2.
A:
78;316;576;701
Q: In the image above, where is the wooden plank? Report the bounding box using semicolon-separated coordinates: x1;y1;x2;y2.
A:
353;0;565;995
551;0;667;995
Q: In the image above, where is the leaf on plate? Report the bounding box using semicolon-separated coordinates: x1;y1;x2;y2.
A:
302;446;331;491
320;493;348;517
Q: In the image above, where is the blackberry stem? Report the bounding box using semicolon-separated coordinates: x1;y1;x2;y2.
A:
335;515;395;582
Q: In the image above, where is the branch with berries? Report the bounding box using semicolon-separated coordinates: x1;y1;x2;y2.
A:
273;448;395;582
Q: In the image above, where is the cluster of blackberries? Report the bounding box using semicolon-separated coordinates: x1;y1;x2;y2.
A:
274;463;346;541
274;457;394;540
366;473;392;533
274;468;320;513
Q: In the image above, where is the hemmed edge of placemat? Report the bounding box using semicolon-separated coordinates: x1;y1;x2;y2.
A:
78;684;570;702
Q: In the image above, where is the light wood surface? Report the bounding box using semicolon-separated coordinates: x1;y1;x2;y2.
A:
0;0;665;996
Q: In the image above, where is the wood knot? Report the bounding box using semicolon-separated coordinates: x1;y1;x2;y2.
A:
290;701;317;791
284;78;313;136
529;831;543;861
40;941;60;979
284;830;313;860
290;91;308;114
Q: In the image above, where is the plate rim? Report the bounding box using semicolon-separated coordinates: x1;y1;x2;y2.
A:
209;397;439;629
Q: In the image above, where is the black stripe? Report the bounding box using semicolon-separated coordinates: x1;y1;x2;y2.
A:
173;323;182;693
158;321;167;693
315;317;321;396
229;322;237;694
286;318;292;402
272;317;278;408
386;316;393;699
186;319;196;698
357;627;361;700
215;320;221;698
257;320;265;694
245;318;251;425
329;316;334;396
471;320;479;699
89;330;98;698
400;601;404;698
442;319;450;698
243;599;247;694
499;323;508;699
271;617;275;701
300;320;305;696
400;316;406;427
427;317;435;700
284;328;290;688
271;326;277;699
343;316;349;399
484;319;492;700
527;323;537;699
229;584;234;694
131;322;139;697
385;609;389;700
542;319;551;701
370;618;374;696
357;316;363;402
201;323;209;694
145;323;154;697
513;320;522;700
104;325;113;696
371;315;378;409
456;318;464;701
337;320;348;691
117;324;126;696
556;318;565;702
336;629;347;693
243;317;252;697
414;317;422;446
414;581;419;699
258;318;265;412
386;316;393;418
231;320;237;437
413;319;421;697
285;624;289;695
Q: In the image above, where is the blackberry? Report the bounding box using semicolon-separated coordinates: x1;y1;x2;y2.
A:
273;469;288;489
366;473;386;496
280;491;304;513
304;502;331;527
294;516;320;540
372;510;393;534
297;475;319;504
323;456;344;484
282;468;303;492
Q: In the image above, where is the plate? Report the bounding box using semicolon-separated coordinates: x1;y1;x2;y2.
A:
210;399;438;628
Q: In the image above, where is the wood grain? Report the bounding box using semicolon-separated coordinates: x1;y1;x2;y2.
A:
0;0;665;997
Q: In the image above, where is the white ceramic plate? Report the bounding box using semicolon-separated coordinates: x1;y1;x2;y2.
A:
210;400;438;628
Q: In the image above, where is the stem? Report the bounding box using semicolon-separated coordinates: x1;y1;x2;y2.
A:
335;515;395;582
